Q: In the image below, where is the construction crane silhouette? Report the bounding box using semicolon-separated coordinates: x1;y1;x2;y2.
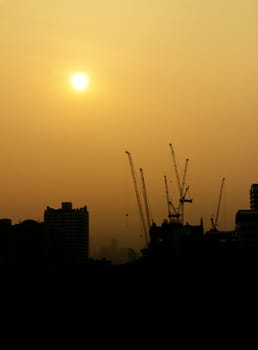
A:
169;143;181;199
125;151;149;247
169;143;192;224
139;168;152;229
211;177;225;231
164;175;179;222
179;158;192;224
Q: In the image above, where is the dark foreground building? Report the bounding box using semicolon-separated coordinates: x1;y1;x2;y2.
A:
234;184;258;268
44;202;89;263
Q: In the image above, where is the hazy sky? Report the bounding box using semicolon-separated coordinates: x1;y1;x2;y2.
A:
1;0;258;256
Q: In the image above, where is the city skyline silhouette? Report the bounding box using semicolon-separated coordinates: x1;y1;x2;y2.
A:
5;184;257;270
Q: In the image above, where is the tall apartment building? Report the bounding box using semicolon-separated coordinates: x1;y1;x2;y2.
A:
44;202;89;263
250;184;258;211
235;184;258;264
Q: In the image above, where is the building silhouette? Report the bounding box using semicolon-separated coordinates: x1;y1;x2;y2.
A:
6;219;47;269
235;184;258;265
250;184;258;211
44;202;89;263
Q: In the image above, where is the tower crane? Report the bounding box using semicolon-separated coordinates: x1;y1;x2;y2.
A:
139;168;152;229
211;177;225;231
164;175;179;222
169;143;181;200
169;143;192;224
181;158;189;197
125;151;149;247
179;159;192;224
164;175;172;222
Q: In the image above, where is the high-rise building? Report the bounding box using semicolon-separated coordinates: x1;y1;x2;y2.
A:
250;184;258;211
44;202;89;263
235;184;258;265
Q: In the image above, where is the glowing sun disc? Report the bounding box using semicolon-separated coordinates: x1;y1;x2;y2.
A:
70;72;89;90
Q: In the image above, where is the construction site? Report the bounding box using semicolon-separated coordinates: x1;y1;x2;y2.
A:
125;144;258;273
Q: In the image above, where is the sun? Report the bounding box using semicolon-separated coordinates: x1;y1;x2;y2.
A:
70;72;89;91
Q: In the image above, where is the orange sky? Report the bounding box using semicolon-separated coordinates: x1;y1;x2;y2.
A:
1;0;258;256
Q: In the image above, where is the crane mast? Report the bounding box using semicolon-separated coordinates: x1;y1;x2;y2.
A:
169;144;192;224
179;159;192;224
164;175;172;222
211;177;225;230
139;168;152;229
164;175;179;222
125;151;149;247
169;143;181;200
181;158;189;197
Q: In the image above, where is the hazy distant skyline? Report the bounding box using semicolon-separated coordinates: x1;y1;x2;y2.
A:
1;1;258;255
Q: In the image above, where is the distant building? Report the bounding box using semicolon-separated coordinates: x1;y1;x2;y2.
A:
99;238;118;263
99;238;137;264
44;202;89;263
250;184;258;211
118;247;137;264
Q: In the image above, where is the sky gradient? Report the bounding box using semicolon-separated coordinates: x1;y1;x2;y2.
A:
1;0;258;256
